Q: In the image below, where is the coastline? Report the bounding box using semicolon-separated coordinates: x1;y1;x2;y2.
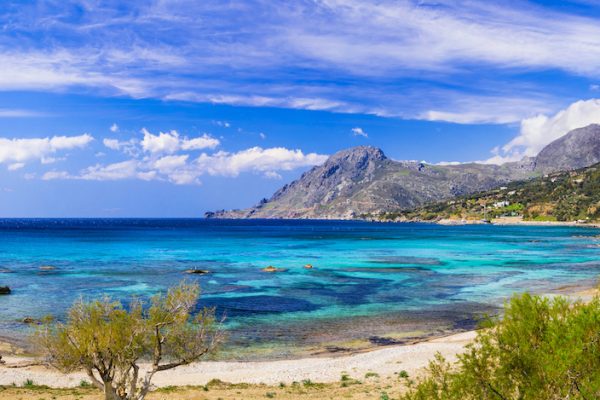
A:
1;283;596;389
0;330;477;388
434;216;600;228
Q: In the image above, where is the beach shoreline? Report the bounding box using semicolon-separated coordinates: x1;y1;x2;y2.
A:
1;284;596;389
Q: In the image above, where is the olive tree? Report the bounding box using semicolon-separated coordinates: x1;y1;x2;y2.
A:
34;282;223;400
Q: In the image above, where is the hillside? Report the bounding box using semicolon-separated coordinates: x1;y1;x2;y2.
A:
206;124;600;220
206;147;535;219
374;162;600;223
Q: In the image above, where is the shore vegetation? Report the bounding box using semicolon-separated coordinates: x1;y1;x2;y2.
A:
401;292;600;400
33;281;223;400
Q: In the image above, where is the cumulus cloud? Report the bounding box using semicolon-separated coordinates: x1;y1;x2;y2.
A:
0;134;93;166
486;98;600;164
140;129;219;154
195;147;328;177
153;155;189;171
42;170;72;180
351;127;368;138
80;160;141;181
110;123;119;132
43;146;328;185
102;138;139;156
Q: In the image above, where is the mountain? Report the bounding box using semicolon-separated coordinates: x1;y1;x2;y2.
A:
379;161;600;223
534;124;600;173
206;124;600;220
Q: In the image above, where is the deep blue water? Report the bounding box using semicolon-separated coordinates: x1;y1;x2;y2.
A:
0;219;599;359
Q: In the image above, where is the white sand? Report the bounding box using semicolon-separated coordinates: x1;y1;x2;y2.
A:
0;330;476;388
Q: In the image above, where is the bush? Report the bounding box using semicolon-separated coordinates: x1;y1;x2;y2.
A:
34;281;223;400
401;293;600;400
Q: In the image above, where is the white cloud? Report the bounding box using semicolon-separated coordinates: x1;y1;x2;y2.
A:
79;160;141;181
3;2;600;123
141;129;219;154
0;109;47;118
264;171;282;179
141;129;180;154
591;84;600;92
42;170;72;180
0;134;93;166
153;155;189;172
110;123;119;132
103;138;121;150
486;98;600;164
419;95;556;124
351;127;368;138
196;147;328;177
215;121;231;128
7;163;25;171
43;146;328;185
181;134;221;151
165;92;355;114
102;138;139;156
259;132;266;139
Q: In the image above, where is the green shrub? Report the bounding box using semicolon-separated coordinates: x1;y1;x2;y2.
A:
401;293;600;400
34;281;223;400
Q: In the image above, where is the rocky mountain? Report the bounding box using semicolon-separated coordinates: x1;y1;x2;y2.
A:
206;124;600;220
534;124;600;173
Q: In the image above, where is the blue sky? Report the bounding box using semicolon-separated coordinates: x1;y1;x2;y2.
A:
1;0;600;217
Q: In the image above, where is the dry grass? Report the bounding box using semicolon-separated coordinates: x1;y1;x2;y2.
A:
0;374;411;400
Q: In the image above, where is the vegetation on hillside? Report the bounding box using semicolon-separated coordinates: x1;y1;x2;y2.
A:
401;292;600;400
34;281;223;400
373;163;600;222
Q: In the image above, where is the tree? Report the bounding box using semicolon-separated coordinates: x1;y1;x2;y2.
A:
401;293;600;400
34;282;223;400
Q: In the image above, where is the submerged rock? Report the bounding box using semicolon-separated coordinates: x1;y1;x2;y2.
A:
304;264;314;269
21;317;38;324
39;265;56;271
0;286;10;295
184;269;210;275
262;266;287;273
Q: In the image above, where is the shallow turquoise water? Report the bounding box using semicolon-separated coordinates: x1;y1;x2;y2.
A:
0;219;599;358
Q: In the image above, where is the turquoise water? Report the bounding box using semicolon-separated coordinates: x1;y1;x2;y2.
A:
0;219;599;359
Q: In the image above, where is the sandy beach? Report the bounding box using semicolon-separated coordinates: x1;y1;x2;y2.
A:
0;330;475;388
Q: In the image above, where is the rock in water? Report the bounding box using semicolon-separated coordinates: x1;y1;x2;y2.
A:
0;286;10;295
184;269;210;275
262;266;287;272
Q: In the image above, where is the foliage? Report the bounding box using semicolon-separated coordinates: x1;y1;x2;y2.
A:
401;293;600;400
34;281;223;400
374;164;600;222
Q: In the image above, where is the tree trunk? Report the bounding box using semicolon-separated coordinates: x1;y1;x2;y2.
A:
103;381;120;400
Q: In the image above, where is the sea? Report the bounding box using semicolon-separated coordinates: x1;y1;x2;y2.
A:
0;219;599;359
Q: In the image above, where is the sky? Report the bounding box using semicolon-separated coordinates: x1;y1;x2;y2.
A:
1;0;600;217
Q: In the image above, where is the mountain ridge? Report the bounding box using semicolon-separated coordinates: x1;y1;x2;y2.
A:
206;124;600;219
